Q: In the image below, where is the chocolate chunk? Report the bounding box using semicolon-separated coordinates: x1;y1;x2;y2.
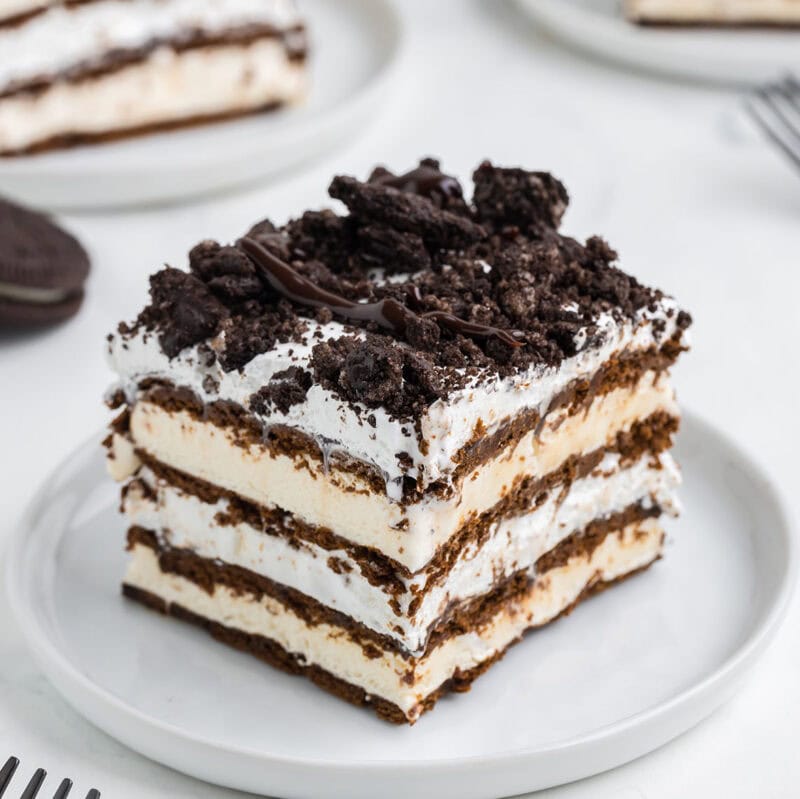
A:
145;268;227;358
356;225;431;273
472;161;569;232
250;366;313;415
329;175;485;252
341;340;403;405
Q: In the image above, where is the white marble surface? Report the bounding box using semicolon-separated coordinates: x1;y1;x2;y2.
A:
1;1;798;797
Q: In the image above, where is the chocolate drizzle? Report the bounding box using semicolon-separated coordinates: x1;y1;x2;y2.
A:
239;237;524;348
368;159;463;205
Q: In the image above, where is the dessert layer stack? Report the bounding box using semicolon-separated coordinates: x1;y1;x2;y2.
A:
105;160;691;723
625;0;800;25
0;0;307;155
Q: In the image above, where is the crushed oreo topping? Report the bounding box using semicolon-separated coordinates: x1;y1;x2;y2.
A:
123;158;690;418
239;236;525;350
250;366;313;415
310;337;446;418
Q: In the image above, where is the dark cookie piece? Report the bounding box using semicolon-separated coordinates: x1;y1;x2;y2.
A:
329;175;485;253
310;335;447;418
250;366;313;415
137;268;228;358
0;197;90;326
356;225;431;273
472;161;569;233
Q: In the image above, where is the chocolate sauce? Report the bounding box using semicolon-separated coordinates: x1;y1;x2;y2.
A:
368;161;463;203
239;237;524;348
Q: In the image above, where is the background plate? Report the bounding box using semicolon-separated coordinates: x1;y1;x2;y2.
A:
517;0;800;85
0;0;402;210
5;412;796;799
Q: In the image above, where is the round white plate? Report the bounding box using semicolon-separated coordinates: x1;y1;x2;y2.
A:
6;412;796;799
0;0;402;210
517;0;800;85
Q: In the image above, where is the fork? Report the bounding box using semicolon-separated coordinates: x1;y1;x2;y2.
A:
0;758;100;799
746;75;800;172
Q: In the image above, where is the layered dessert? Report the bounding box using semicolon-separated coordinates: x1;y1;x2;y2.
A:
0;0;307;156
105;159;691;723
625;0;800;25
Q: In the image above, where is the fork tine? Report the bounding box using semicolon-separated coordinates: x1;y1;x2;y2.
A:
84;791;100;799
746;96;800;172
51;779;71;799
19;769;46;799
0;759;19;798
779;76;800;115
756;85;800;146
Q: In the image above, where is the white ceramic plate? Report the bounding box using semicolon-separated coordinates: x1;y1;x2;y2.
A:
0;0;402;210
517;0;800;85
5;412;795;799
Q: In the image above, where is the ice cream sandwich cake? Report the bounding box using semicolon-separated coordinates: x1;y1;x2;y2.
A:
0;0;307;155
105;159;691;723
625;0;800;25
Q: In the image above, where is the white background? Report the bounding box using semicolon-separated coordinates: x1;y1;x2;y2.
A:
1;1;798;797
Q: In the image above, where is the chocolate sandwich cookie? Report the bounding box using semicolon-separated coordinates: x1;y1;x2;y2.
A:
0;197;90;326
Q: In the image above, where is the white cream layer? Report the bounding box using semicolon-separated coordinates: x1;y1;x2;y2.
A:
107;300;683;500
0;0;302;90
125;518;664;720
0;40;306;154
626;0;800;22
123;452;678;654
114;371;677;572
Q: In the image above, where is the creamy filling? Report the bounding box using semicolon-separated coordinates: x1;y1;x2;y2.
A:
107;302;684;498
123;451;678;653
0;0;302;90
626;0;800;21
124;518;664;720
116;373;678;571
0;40;306;153
0;280;70;303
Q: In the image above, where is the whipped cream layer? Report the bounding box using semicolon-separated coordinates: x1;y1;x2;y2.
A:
113;371;678;571
123;451;678;654
0;40;306;154
626;0;800;22
107;299;683;501
125;517;664;720
0;0;302;91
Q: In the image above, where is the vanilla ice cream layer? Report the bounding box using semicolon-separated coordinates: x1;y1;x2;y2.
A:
124;451;678;653
626;0;800;22
0;40;305;154
107;300;684;500
116;371;677;572
0;0;301;90
125;518;663;720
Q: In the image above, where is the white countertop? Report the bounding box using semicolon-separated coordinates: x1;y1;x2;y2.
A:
1;1;798;797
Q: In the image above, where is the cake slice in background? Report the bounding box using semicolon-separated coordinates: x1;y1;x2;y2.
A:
105;159;691;723
625;0;800;26
0;0;308;156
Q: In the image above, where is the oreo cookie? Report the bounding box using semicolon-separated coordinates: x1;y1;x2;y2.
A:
0;197;90;326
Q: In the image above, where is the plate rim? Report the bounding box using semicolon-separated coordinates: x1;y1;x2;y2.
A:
516;0;800;86
5;410;797;780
